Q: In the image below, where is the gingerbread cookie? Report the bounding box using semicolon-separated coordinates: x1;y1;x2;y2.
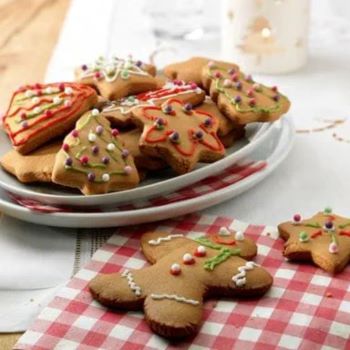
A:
163;57;216;87
75;56;158;100
218;126;246;148
278;208;350;273
0;140;62;183
100;80;205;128
118;129;167;171
202;60;290;125
52;109;139;195
89;227;273;338
3;83;97;154
131;98;225;174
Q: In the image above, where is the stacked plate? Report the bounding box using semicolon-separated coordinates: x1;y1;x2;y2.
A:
0;115;294;227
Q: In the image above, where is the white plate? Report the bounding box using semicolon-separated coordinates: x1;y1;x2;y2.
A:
0;116;294;227
0;121;274;206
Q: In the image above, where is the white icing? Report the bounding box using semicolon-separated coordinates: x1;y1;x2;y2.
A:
45;87;53;94
329;242;339;254
102;173;110;182
232;261;259;287
121;269;142;296
25;90;34;98
53;96;61;105
148;234;184;246
234;231;245;241
32;97;39;103
33;107;41;114
64;87;73;95
88;133;96;142
91;108;99;116
219;227;231;236
107;143;115;151
150;293;199;305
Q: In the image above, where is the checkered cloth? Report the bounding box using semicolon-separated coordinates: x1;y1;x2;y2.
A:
15;214;350;350
9;161;267;213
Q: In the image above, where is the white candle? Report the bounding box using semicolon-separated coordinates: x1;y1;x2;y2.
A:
221;0;311;74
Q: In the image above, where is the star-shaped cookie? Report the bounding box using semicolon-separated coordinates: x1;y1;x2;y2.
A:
131;98;225;174
202;60;290;125
278;209;350;273
75;56;158;100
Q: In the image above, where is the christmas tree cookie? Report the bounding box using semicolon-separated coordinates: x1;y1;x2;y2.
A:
101;80;205;128
3;83;97;154
89;227;273;338
131;98;225;174
202;60;290;125
52;109;139;195
75;56;158;100
278;209;350;273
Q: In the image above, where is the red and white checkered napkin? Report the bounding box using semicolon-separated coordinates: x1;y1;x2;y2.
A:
9;161;267;213
15;214;350;350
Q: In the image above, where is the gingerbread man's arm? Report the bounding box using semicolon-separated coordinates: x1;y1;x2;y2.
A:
141;231;193;264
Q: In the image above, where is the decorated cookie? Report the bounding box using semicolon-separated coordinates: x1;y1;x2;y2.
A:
100;80;205;128
0;140;62;183
118;129;167;171
202;60;290;125
164;57;218;87
89;227;273;338
278;209;350;273
52;109;139;195
3;83;97;154
131;99;225;174
218;126;246;148
75;56;158;100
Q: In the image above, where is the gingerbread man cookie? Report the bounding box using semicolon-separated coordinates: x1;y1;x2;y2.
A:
3;83;97;154
0;140;62;183
75;56;158;100
89;227;273;338
278;208;350;273
52;109;139;195
100;80;205;128
202;60;290;125
131;99;225;174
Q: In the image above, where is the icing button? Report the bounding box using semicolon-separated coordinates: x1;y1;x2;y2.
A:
102;173;110;182
194;245;206;257
107;143;116;151
170;263;181;275
183;253;195;265
235;231;245;241
219;227;231;236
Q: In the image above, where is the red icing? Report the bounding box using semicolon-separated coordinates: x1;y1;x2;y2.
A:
311;230;322;239
3;83;95;146
214;235;236;245
136;85;196;101
339;230;350;237
141;99;224;157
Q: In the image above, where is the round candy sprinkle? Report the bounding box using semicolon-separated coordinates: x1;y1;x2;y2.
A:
34;83;41;89
190;82;198;90
183;253;195;265
91;108;99;116
231;73;239;82
33;106;42;114
214;71;222;79
170;263;181;276
102;173;110;182
64;87;73;95
247;89;254;98
169;131;180;143
204;118;212;127
88;133;97;142
20;112;27;120
163;105;173;114
124;165;132;174
107;143;115;151
299;231;309;242
53;96;62;105
293;214;301;223
102;156;110;164
87;172;95;182
81;64;88;71
92;145;99;154
235;231;245;241
253;83;262;92
228;68;236;75
122;149;129;158
183;103;193;112
65;157;73;167
223;79;232;88
194;130;204;139
324;207;332;214
272;86;278;92
135;60;143;67
95;71;101;79
95;125;103;135
235;82;242;90
21;121;28;129
245;74;253;82
58;83;65;92
64;100;72;107
80;155;89;165
25;90;34;98
273;94;280;102
45;110;52;118
155;117;165;127
62;143;69;152
194;245;206;257
329;242;338;254
234;95;242;104
72;130;79;138
249;98;256;107
219;227;231;236
324;221;334;230
111;129;119;137
121;70;129;79
32;97;39;104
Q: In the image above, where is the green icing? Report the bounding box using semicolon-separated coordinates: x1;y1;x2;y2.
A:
304;223;321;229
338;222;350;229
